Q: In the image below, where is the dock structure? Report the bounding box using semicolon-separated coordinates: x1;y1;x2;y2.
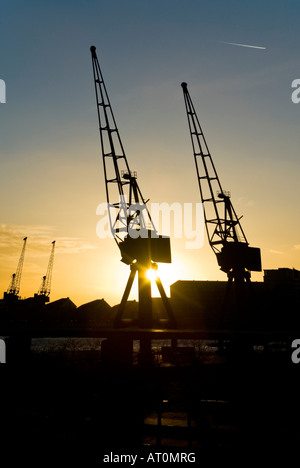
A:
0;319;297;464
0;276;298;463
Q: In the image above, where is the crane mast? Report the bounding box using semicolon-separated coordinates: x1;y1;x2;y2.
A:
181;82;261;285
90;46;175;328
36;241;56;302
5;237;28;300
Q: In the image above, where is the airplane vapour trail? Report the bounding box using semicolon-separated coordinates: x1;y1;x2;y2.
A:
219;41;266;50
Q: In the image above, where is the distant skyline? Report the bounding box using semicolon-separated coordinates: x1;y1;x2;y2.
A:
0;0;299;307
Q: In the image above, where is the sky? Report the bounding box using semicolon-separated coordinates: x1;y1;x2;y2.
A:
0;0;299;307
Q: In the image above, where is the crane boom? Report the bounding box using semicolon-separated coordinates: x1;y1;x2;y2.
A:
6;236;28;297
181;82;261;282
90;46;174;329
90;46;155;250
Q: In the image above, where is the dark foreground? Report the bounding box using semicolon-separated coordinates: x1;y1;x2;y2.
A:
0;339;299;466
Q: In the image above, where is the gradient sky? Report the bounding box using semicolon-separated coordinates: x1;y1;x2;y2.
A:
0;0;299;307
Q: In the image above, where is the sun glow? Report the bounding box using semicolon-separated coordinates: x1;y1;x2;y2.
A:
144;260;184;297
145;266;158;282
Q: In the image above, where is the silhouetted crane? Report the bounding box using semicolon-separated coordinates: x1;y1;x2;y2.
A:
181;82;261;294
35;241;56;303
90;46;175;328
5;237;28;300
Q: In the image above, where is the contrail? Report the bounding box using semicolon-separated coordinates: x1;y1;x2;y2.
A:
219;41;266;50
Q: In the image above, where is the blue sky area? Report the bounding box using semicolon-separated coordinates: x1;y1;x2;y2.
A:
0;0;299;305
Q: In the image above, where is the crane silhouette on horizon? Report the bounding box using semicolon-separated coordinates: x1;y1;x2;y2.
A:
5;237;28;301
181;82;262;313
90;45;176;329
34;240;56;303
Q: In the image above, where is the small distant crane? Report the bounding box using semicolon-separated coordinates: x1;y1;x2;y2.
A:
90;45;175;328
181;82;261;293
5;237;28;300
35;241;56;303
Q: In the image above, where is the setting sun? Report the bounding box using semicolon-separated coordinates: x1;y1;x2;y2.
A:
143;260;183;298
145;265;158;283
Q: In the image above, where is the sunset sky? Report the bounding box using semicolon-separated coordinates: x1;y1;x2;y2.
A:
0;0;299;307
